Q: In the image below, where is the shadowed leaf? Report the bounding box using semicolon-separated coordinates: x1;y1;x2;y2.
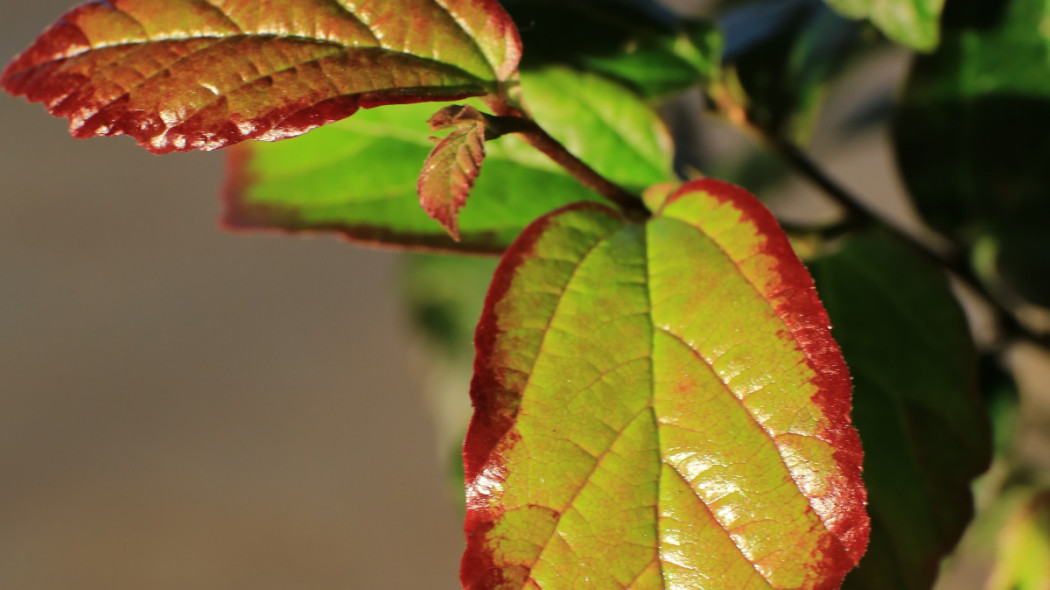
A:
418;105;489;240
895;0;1050;306
504;0;720;97
462;178;869;589
811;234;991;590
1;0;521;153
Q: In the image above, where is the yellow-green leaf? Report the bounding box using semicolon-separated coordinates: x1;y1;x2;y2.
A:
462;178;869;589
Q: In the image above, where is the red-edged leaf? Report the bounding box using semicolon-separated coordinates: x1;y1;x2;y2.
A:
462;178;869;589
418;105;488;240
1;0;521;153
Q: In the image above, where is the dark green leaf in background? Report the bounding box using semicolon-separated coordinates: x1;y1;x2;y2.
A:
225;68;675;252
895;0;1050;306
504;0;721;97
724;0;862;143
811;233;992;590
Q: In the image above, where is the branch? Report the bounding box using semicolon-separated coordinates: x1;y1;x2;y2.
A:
771;137;1050;349
706;79;1050;346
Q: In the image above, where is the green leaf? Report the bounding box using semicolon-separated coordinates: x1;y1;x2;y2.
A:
462;179;869;589
505;0;720;97
895;0;1050;305
224;67;675;252
1;0;521;153
726;0;862;144
988;491;1050;590
822;0;942;50
810;233;991;590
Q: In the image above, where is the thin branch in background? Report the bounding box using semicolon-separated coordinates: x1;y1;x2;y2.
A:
770;136;1050;350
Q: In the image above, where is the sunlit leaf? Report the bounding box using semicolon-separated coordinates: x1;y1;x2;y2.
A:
1;0;521;153
224;68;674;252
822;0;942;50
810;233;991;590
462;179;869;589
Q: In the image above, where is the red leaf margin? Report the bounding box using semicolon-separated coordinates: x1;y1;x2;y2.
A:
1;0;522;154
461;178;869;589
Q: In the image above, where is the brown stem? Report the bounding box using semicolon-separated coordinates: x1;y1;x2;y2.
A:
486;115;650;221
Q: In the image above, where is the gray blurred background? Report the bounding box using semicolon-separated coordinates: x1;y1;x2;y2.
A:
1;2;464;588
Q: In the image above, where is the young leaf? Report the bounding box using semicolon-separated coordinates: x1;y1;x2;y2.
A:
821;0;942;51
810;234;991;590
418;106;489;240
462;179;869;589
224;68;674;252
1;0;521;153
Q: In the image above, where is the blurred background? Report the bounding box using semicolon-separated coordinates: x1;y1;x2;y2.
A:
2;0;1049;588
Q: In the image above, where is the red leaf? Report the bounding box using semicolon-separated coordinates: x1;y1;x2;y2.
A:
2;0;521;154
418;105;489;240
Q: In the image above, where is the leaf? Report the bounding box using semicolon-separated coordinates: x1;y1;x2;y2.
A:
725;0;862;144
986;491;1050;590
1;0;521;154
504;0;720;97
809;233;991;590
895;0;1050;305
462;178;869;589
224;68;674;252
822;0;942;50
418;106;489;240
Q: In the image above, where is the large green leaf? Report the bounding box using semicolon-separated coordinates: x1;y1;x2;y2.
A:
810;234;991;590
224;68;675;252
504;0;720;97
1;0;520;153
462;179;869;589
895;0;1050;306
822;0;942;50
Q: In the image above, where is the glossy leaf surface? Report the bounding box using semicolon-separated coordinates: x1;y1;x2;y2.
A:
822;0;941;50
895;0;1050;306
225;68;674;252
418;106;489;240
463;179;868;589
1;0;521;153
810;234;991;590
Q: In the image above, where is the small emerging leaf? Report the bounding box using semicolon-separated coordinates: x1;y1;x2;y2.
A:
463;179;869;589
418;105;489;240
1;0;521;153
